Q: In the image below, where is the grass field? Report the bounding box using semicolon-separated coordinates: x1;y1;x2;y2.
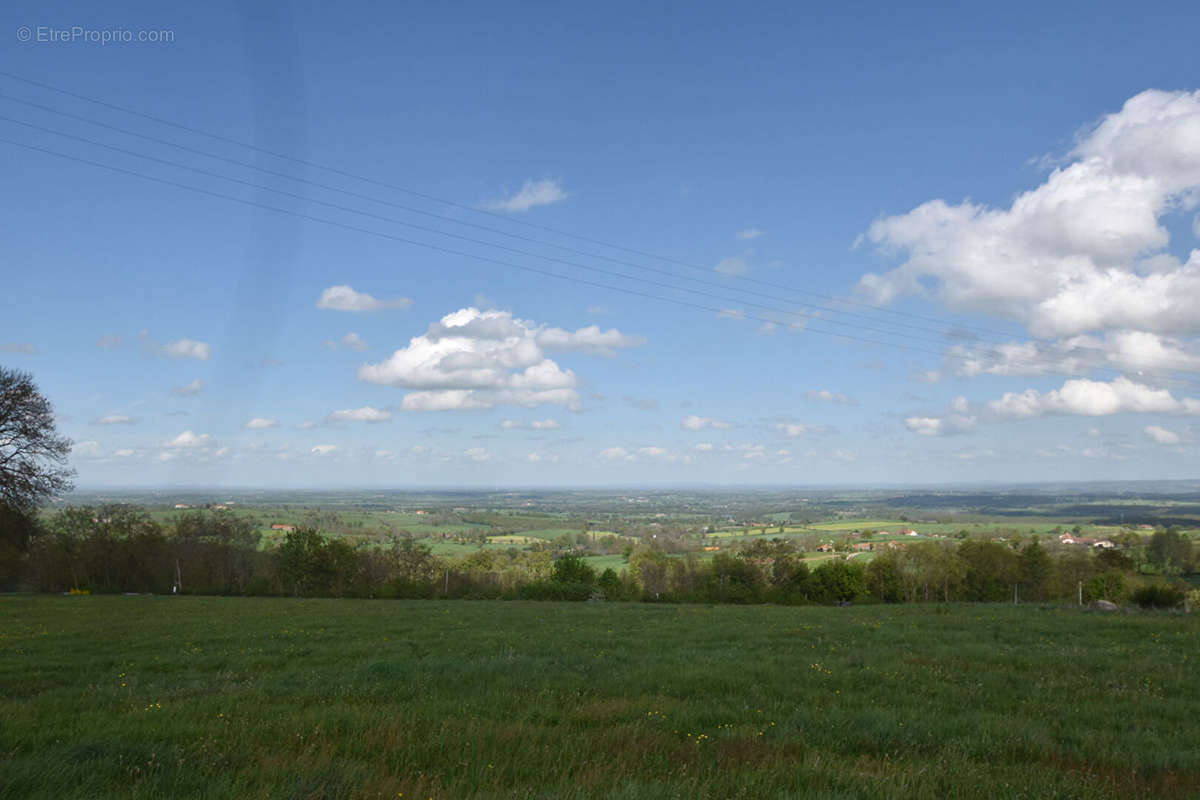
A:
2;597;1198;799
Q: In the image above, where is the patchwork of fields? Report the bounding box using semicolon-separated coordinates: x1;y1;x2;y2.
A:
2;596;1198;798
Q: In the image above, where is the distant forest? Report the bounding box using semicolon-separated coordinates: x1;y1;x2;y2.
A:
4;506;1195;609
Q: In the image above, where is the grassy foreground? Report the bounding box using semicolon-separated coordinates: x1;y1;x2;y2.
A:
1;597;1198;799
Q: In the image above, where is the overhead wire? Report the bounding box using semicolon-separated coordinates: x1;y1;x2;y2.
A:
0;69;1026;342
5;133;1200;393
1;71;1198;385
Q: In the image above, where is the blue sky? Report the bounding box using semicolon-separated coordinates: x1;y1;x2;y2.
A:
3;0;1199;487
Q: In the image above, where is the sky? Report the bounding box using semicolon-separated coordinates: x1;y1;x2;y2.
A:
2;0;1199;488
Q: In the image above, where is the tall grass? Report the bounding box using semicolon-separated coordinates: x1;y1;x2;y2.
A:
1;597;1197;798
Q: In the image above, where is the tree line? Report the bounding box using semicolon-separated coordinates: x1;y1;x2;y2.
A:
2;506;1193;609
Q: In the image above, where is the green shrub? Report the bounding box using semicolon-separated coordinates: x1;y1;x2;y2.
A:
1131;583;1184;609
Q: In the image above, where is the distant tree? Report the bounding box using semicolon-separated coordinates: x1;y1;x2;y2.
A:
1019;540;1053;601
551;554;596;586
596;567;623;600
1147;528;1193;575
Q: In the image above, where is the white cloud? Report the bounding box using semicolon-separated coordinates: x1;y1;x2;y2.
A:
171;379;205;397
167;430;214;449
1144;425;1181;445
598;446;633;461
988;376;1195;418
113;448;134;457
464;447;490;462
1;343;37;354
682;415;735;431
95;414;138;425
328;406;393;423
774;423;813;438
535;325;645;357
311;444;338;456
736;229;765;240
860;89;1200;338
317;285;413;313
904;396;978;436
638;446;668;457
948;331;1200;378
694;442;714;451
531;419;560;430
715;251;752;277
340;332;369;351
486;179;568;213
806;389;855;405
162;339;210;360
526;452;559;463
243;417;280;430
359;308;637;411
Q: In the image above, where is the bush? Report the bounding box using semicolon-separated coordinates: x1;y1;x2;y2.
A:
1131;584;1184;609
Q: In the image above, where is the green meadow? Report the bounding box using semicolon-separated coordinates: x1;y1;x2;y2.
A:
2;596;1198;799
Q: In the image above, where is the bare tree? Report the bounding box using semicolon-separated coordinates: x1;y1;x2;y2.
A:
0;367;74;512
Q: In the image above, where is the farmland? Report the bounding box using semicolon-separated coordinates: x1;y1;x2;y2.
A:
2;596;1198;799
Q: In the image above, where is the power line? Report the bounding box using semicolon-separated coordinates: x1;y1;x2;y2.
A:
0;89;1012;347
6;133;1200;392
0;69;1024;342
0;96;982;346
6;106;1197;382
0;113;984;353
0;134;966;360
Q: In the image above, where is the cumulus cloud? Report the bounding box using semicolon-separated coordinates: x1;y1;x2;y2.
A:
682;415;735;431
73;440;102;457
317;285;413;313
328;406;392;423
806;389;855;405
774;423;814;438
526;452;559;463
464;447;491;462
311;444;338;456
860;89;1200;339
1144;424;1181;445
243;417;279;430
358;307;640;411
162;339;210;360
486;179;568;213
167;430;214;449
987;377;1197;418
170;379;205;397
693;442;714;451
947;331;1200;379
535;325;645;356
95;414;139;425
598;446;634;461
904;396;978;436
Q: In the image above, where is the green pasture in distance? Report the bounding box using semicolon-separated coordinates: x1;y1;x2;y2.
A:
581;554;629;572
